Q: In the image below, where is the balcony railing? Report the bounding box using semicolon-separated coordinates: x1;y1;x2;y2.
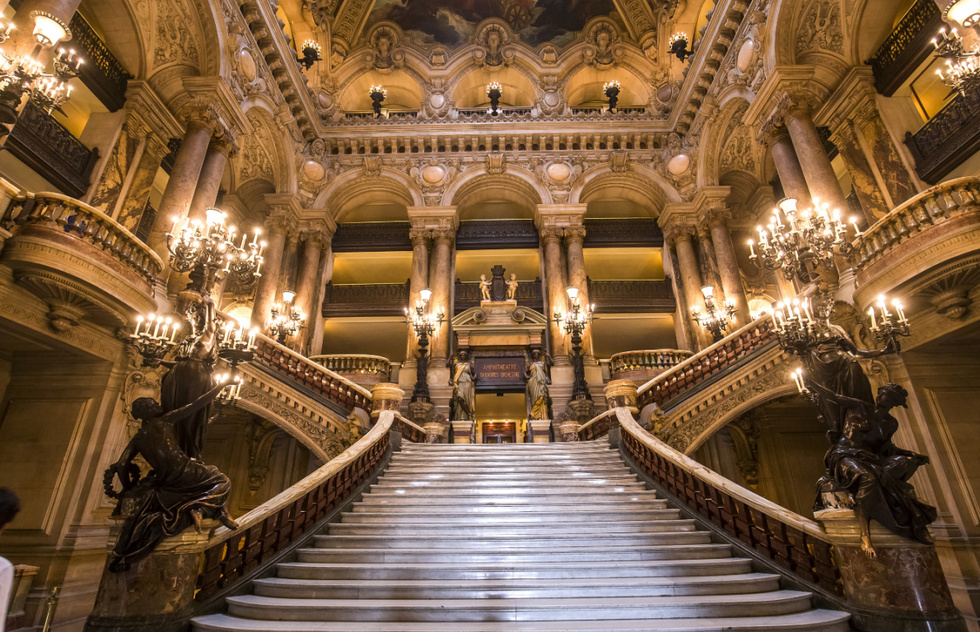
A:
309;354;392;385
70;13;133;111
7;102;99;198
609;349;694;383
322;281;410;318
905;91;980;184
587;279;675;313
455;278;544;313
869;0;941;96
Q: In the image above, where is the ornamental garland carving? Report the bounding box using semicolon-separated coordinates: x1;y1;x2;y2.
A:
795;0;844;56
238;114;276;184
152;0;200;68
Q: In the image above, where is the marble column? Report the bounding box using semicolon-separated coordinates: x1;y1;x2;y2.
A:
146;119;213;264
428;229;454;365
860;105;919;206
670;227;713;351
251;215;290;330
306;245;333;357
664;245;692;351
187;137;233;222
783;107;849;214
766;127;812;208
564;224;594;358
832;123;889;225
406;228;431;362
293;231;327;353
115;135;169;232
706;211;751;326
278;231;301;298
540;226;567;360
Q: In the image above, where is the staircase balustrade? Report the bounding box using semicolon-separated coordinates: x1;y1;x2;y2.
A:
392;412;427;444
614;407;843;596
637;316;775;411
195;410;395;602
310;354;392;384
609;349;693;382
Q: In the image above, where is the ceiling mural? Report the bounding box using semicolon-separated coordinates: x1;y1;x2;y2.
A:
364;0;622;47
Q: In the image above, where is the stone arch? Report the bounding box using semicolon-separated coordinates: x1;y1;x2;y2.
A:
320;170;421;223
142;0;223;83
231;106;294;195
573;170;669;218
444;168;548;217
85;0;148;78
767;0;848;90
700;99;762;188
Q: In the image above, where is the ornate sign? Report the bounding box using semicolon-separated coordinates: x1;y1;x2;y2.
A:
475;356;525;387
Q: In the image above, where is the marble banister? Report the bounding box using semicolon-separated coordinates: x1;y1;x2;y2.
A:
310;354;392;385
609;349;694;383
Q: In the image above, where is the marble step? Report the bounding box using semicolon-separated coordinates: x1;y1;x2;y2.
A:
194;611;852;632
223;591;817;622
362;488;656;501
275;557;755;581
398;444;612;452
348;500;671;513
325;519;697;537
370;481;648;493
252;573;782;600
312;532;712;550
378;472;640;483
355;493;663;507
338;509;681;524
389;455;626;465
296;543;732;565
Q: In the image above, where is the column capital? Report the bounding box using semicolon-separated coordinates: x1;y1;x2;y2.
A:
534;203;587;231
209;133;239;158
143;134;171;162
662;224;696;247
124;80;184;141
658;201;697;244
407;206;459;234
693;186;733;229
539;225;564;244
299;218;336;249
564;225;587;243
743;65;827;142
409;227;432;245
263;194;302;233
179;76;251;137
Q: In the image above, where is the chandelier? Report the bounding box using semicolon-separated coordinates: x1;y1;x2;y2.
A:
769;296;828;356
267;291;304;344
867;295;911;348
691;285;736;342
369;84;387;117
0;14;82;122
129;314;181;366
603;80;620;112
668;32;693;62
748;197;859;282
934;27;980;95
486;81;502;116
167;208;264;295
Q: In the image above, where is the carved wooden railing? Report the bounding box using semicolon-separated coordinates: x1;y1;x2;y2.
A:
70;12;133;111
905;93;980;184
615;407;843;597
637;316;776;411
609;349;693;381
252;335;372;413
322;281;409;318
393;412;426;444
577;408;617;442
587;279;675;313
851;176;980;270
310;354;392;384
1;191;164;285
868;0;942;96
195;410;394;602
7;101;100;197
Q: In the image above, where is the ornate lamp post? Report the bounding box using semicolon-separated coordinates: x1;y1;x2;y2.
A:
553;286;594;400
267;291;305;344
167;208;265;297
369;84;387;117
748;196;859;284
668;32;694;62
603;80;620;112
0;13;83;135
405;288;444;402
297;40;321;70
486;81;502;116
691;285;736;342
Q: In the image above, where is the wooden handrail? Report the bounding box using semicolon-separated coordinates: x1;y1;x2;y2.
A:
195;410;395;601
577;409;616;442
615;407;842;595
393;412;427;444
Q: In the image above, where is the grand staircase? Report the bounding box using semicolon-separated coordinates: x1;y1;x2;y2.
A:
193;442;850;631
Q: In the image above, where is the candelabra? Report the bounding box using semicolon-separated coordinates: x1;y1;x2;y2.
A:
298;40;321;70
218;318;258;362
934;27;980;95
167;208;265;296
553;287;594;400
668;32;693;62
769;295;827;356
486;82;502;116
405;288;445;401
369;85;387;117
267;291;305;344
603;80;620;112
748;197;860;282
867;295;911;349
129;314;181;367
215;373;244;407
0;14;82;131
691;285;736;342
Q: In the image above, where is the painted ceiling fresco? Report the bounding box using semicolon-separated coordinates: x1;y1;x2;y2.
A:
364;0;621;47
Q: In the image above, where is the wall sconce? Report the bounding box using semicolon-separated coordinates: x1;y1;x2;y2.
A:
298;40;321;70
369;84;387;117
603;80;620;112
486;82;502;116
669;32;693;62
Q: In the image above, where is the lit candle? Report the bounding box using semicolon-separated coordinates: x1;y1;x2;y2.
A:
170;323;180;342
793;368;806;394
868;306;877;330
878;296;890;322
747;239;756;257
162;317;172;339
893;299;907;324
151;314;161;337
135;314;144;335
248;328;257;347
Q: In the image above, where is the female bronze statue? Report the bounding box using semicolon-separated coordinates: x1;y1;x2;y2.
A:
451;349;476;421
525;349;551;420
105;381;237;572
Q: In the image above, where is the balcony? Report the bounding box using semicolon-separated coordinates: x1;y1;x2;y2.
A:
905;90;980;184
851;176;980;310
70;13;133;111
868;0;942;96
322;281;409;318
309;354;392;387
609;349;693;384
0;192;163;331
7;102;99;198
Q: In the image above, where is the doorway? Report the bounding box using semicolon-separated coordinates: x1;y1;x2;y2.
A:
482;421;517;443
